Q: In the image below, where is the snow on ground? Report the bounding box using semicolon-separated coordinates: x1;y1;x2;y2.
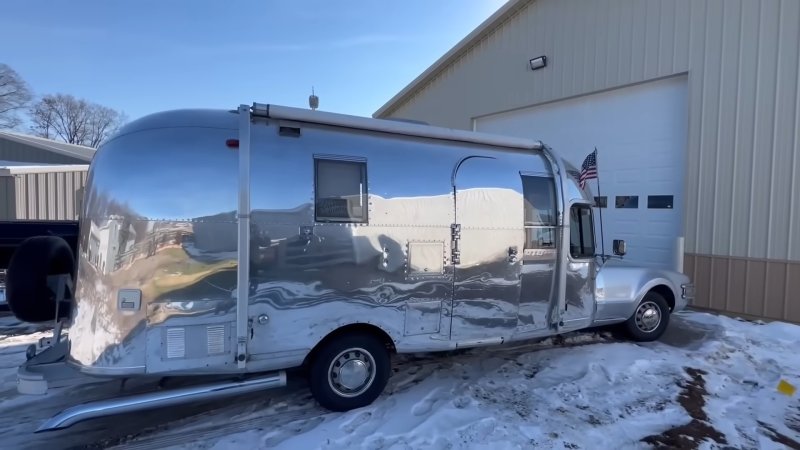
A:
0;310;798;450
177;310;799;450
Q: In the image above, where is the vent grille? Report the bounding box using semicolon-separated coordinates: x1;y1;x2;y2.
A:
166;327;186;359
207;325;226;355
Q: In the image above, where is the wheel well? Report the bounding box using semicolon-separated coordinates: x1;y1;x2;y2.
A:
649;284;676;311
303;323;397;368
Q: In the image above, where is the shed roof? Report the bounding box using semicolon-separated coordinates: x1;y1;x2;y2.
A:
372;0;531;119
0;160;89;175
0;130;96;162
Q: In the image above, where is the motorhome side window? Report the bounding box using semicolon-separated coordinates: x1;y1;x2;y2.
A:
570;204;595;258
521;175;557;249
314;157;367;223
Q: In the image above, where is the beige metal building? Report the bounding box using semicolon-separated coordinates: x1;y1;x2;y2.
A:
374;0;800;323
0;131;94;220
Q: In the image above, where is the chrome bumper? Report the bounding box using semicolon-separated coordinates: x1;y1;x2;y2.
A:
681;283;695;305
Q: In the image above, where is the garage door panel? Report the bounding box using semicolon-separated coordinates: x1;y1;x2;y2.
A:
613;169;642;184
647;168;677;183
643;221;673;237
476;76;687;270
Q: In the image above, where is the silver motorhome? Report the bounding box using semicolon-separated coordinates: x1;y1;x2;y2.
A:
6;103;694;431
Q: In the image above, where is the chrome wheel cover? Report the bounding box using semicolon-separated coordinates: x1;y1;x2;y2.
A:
635;300;662;332
328;347;376;398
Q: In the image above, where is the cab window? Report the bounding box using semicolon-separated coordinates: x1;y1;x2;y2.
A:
570;204;595;258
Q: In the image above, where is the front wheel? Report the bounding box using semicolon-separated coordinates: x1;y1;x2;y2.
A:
624;291;670;342
308;332;391;412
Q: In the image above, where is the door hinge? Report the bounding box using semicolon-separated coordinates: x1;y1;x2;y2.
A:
451;223;461;239
451;223;461;265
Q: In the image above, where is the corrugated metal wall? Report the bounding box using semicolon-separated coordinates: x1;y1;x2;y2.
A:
0;170;88;220
381;0;800;322
0;138;88;165
0;177;16;219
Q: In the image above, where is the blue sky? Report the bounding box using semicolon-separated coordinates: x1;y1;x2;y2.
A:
1;0;507;123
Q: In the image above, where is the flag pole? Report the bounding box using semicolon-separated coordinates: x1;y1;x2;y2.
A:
594;147;606;260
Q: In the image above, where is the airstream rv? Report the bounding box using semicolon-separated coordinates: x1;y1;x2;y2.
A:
5;103;694;431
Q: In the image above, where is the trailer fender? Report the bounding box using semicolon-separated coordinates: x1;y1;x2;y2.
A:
5;236;75;323
303;322;398;368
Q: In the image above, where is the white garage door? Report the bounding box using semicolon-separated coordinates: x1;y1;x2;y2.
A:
475;76;688;270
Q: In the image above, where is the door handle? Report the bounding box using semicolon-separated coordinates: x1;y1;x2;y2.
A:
508;246;518;263
299;225;313;243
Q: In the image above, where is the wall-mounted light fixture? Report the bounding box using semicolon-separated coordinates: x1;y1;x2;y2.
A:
529;55;547;71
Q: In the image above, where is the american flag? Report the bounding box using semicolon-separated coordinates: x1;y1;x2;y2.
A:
579;149;598;189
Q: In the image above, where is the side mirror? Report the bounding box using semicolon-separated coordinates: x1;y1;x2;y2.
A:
613;239;627;256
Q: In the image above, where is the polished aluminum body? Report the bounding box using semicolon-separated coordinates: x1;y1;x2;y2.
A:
66;103;691;378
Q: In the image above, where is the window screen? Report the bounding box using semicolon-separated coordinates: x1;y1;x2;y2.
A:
570;204;595;259
314;158;367;223
647;195;674;209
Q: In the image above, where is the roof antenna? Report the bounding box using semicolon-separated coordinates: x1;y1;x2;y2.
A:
309;86;319;111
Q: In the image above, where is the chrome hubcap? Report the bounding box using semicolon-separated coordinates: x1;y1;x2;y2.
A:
635;301;662;332
328;348;375;397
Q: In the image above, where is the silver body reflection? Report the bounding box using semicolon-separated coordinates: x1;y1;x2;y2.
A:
67;104;691;377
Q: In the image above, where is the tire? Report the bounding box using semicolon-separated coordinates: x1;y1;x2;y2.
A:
308;332;391;412
5;236;74;323
624;290;670;342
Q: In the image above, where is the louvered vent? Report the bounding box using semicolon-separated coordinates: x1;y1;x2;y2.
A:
207;325;225;355
166;327;186;359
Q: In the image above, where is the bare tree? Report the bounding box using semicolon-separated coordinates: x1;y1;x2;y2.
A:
0;64;33;130
29;93;126;147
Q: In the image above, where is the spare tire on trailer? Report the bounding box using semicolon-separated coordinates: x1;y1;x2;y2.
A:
5;236;75;323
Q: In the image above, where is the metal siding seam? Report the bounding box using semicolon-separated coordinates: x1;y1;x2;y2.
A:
605;0;621;86
712;0;726;256
644;0;656;79
588;1;597;89
45;172;51;219
48;172;54;219
692;0;709;256
26;174;33;219
728;0;745;258
672;0;680;73
746;2;763;258
709;254;715;311
596;0;607;88
784;261;793;321
782;261;789;322
725;254;733;313
743;258;750;314
18;174;24;219
14;175;21;219
657;0;666;75
766;0;784;259
790;1;800;261
762;260;769;318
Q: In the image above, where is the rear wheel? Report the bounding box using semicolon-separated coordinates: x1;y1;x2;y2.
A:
5;236;74;323
308;332;390;411
624;290;670;342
